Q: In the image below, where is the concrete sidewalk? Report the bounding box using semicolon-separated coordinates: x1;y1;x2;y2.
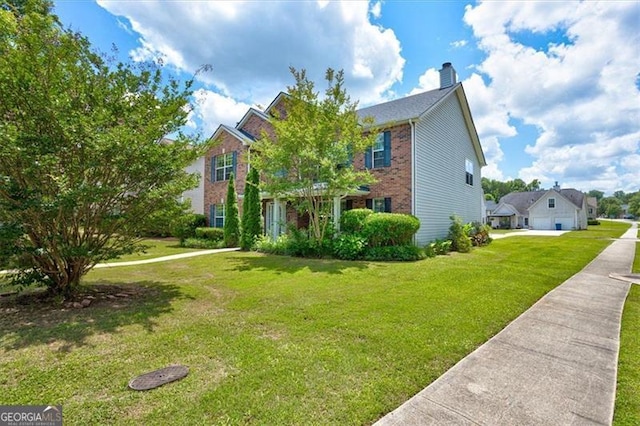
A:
94;247;240;268
376;223;638;425
0;248;240;275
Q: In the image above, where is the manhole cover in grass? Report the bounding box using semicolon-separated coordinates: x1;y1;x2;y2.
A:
129;365;189;391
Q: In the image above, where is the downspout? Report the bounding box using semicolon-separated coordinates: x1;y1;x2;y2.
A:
409;118;416;244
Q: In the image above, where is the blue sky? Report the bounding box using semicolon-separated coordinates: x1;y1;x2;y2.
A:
53;1;640;194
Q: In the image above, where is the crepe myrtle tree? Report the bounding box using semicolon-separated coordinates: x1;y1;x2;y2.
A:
0;0;208;296
251;67;377;245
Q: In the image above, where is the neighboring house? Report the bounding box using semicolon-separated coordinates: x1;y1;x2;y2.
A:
202;62;487;245
586;197;597;220
484;199;498;228
490;183;588;230
182;156;205;215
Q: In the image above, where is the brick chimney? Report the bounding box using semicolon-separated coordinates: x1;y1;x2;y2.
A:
439;62;457;89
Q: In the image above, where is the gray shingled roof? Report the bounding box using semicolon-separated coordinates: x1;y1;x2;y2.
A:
500;189;585;215
357;83;459;125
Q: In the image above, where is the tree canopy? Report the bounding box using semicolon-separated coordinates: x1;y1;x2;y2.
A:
250;67;377;244
0;0;205;295
481;178;541;203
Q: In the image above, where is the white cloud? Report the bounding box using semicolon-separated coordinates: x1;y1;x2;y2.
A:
463;0;640;193
370;1;382;19
189;90;252;138
97;0;404;107
450;40;468;48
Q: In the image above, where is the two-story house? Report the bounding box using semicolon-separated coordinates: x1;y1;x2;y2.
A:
203;62;486;245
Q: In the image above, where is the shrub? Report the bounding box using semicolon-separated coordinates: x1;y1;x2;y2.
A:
425;239;452;257
340;208;373;235
172;214;207;241
333;234;367;260
195;227;224;241
448;215;472;253
286;226;333;258
254;234;289;255
224;173;240;247
240;167;262;250
362;245;425;261
467;221;492;247
180;238;225;249
362;213;420;247
588;219;601;226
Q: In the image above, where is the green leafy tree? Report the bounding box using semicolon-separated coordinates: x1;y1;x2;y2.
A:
240;167;262;250
251;67;377;245
0;2;205;296
628;192;640;217
587;190;605;202
224;173;240;247
599;197;622;218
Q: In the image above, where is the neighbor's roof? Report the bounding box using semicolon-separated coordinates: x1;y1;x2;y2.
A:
357;84;458;125
499;189;585;215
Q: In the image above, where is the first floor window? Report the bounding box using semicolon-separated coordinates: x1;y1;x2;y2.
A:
366;197;391;213
210;203;225;228
465;159;474;186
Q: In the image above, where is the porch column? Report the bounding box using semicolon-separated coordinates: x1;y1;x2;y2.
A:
333;196;341;233
272;198;281;240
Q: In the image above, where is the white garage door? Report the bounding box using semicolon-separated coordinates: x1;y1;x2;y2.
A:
531;217;552;230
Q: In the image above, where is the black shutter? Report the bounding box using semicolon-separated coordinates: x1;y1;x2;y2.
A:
211;156;217;182
364;147;372;169
365;199;373;210
384;197;392;213
345;200;353;210
383;131;391;167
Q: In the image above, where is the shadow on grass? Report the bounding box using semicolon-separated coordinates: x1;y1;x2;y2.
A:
0;280;193;352
227;252;373;275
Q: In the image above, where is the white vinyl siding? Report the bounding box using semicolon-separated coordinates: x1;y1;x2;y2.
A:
414;93;483;244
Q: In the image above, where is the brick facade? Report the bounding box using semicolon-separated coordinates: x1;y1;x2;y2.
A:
204;97;414;228
350;122;412;214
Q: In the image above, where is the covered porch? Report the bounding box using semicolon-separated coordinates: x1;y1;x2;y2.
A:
261;185;371;240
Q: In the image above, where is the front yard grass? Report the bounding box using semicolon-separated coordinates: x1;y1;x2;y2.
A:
0;221;630;425
614;241;640;425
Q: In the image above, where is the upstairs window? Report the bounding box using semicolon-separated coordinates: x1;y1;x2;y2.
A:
211;152;237;182
365;131;391;169
548;198;556;209
465;159;474;186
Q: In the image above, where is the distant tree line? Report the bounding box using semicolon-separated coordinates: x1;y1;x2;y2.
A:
481;178;541;202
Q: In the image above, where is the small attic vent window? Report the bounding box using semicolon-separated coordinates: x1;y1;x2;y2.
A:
548;198;556;209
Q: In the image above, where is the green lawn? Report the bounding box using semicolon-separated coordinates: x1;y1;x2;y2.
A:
614;242;640;425
0;221;630;425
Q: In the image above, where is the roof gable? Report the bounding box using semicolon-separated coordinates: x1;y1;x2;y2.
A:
528;189;584;211
236;108;269;133
211;124;253;146
500;188;585;214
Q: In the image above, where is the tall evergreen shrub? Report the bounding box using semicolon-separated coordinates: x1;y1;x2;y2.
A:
241;167;262;250
224;173;240;247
